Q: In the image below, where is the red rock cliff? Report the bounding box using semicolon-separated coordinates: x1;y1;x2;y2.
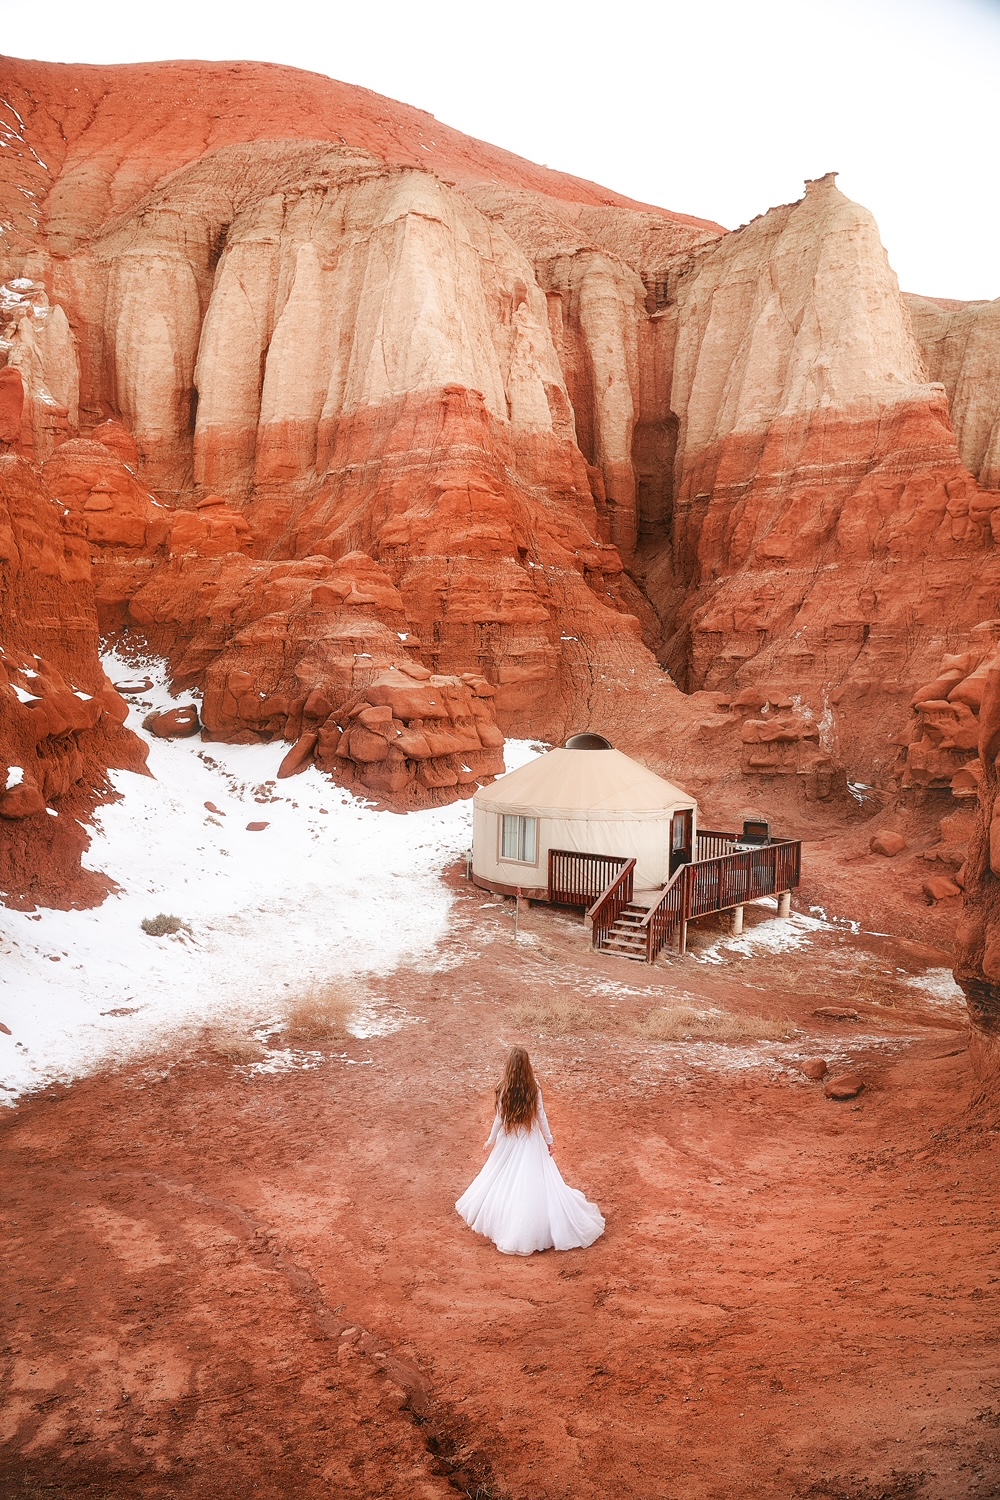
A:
2;58;1000;908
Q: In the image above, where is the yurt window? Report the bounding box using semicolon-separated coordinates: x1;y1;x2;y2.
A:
501;814;537;864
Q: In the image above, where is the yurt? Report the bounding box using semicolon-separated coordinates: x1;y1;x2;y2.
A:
472;734;697;902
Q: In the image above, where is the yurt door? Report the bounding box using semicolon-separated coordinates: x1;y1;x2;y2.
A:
669;808;693;873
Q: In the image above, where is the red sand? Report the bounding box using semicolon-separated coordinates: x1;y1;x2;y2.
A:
2;879;998;1500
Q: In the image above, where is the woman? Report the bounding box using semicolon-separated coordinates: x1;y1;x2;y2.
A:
456;1047;605;1256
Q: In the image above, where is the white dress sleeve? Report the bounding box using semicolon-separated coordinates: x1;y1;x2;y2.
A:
487;1111;502;1144
537;1089;554;1145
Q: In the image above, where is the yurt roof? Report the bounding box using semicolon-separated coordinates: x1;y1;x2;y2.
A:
475;747;696;819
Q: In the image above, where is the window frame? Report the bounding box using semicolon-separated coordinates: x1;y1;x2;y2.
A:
499;813;539;866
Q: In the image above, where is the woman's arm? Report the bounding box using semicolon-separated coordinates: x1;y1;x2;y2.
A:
537;1090;554;1147
484;1111;502;1150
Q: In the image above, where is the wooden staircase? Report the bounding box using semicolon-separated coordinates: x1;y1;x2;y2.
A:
595;903;650;960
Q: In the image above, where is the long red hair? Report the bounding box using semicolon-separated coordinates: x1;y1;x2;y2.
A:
496;1047;539;1132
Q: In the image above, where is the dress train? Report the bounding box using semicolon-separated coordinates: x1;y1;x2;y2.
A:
456;1090;605;1256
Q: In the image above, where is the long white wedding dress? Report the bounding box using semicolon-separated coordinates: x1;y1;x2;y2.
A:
455;1090;605;1255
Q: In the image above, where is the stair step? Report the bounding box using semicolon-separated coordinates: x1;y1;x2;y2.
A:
602;937;647;952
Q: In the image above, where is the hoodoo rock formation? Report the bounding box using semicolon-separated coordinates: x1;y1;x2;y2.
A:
635;174;1000;788
1;56;999;915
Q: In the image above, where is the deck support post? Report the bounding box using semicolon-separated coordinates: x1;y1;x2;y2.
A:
777;891;791;919
731;904;744;936
679;919;688;955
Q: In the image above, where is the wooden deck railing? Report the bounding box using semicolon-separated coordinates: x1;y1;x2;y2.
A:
695;829;738;861
548;849;629;907
595;834;802;964
586;859;636;947
684;840;798;920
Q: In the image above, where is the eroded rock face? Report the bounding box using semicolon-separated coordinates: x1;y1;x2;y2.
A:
0;278;80;458
893;640;1000;797
0;81;712;755
42;141;679;743
0;456;148;907
906;293;1000;490
2;57;1000;888
635;173;1000;801
953;666;1000;1101
320;664;506;807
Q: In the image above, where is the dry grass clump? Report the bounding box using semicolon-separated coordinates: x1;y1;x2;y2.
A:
638;1005;796;1043
284;983;357;1045
508;997;621;1036
141;913;185;937
211;1031;266;1064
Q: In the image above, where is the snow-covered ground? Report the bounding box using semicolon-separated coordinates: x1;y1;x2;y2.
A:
0;653;541;1103
902;967;966;1010
694;909;829;965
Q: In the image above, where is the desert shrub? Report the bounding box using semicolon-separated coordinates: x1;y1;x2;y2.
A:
508;996;620;1036
141;913;184;937
638;1006;796;1043
211;1031;266;1064
284;983;356;1044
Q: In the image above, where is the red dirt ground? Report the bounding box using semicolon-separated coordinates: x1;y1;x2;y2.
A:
2;873;999;1500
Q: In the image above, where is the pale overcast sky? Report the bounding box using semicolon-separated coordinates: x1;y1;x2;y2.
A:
3;0;998;300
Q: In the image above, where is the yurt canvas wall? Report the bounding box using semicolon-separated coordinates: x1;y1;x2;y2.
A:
472;747;697;896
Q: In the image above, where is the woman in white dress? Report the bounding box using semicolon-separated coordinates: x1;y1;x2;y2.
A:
456;1047;605;1256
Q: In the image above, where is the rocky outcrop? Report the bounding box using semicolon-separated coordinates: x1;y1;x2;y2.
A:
893;639;1000;798
319;664;506;807
0;277;80;457
1;88;707;752
635;174;1000;801
0;455;148;907
953;663;1000;1105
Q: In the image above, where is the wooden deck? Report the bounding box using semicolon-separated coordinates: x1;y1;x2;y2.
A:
548;832;802;964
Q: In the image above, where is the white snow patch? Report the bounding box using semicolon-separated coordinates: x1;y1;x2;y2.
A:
0;653;544;1104
695;910;828;965
5;766;23;790
904;968;966;1011
244;1046;326;1078
11;684;41;704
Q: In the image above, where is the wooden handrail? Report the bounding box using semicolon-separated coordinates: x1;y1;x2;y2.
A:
633;838;802;963
549;848;629;907
695;830;737;861
633;864;686;962
576;835;803;964
695;831;800;862
587;858;636;946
